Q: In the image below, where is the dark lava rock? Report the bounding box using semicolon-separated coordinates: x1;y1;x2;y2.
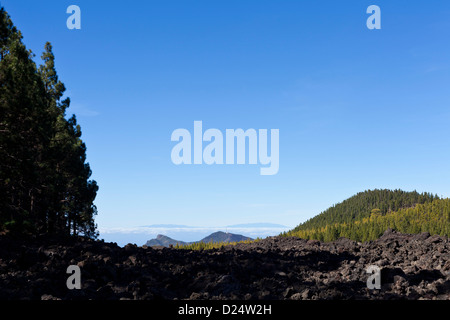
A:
0;231;448;300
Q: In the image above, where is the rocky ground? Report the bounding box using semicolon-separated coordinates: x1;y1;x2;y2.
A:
0;229;448;300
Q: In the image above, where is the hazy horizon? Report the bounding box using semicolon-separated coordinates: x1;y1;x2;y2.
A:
99;223;293;247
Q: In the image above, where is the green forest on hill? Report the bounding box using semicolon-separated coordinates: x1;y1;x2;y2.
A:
284;189;450;242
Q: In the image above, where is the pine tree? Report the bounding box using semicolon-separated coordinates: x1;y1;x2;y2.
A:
0;7;53;232
0;7;98;238
37;41;98;237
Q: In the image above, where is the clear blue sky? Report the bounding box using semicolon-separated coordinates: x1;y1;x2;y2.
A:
2;0;450;232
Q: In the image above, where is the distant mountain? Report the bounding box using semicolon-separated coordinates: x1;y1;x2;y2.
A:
141;224;194;228
145;231;253;247
199;231;252;243
227;223;288;228
145;234;187;247
141;223;288;229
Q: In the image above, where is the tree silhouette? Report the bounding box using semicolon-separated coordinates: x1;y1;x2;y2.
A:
0;7;98;237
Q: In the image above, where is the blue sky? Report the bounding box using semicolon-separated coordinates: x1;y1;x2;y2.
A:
2;1;450;239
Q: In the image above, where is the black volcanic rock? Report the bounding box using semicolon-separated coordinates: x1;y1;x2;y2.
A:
0;231;448;300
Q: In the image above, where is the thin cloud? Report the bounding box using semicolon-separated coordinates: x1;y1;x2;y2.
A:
69;102;100;117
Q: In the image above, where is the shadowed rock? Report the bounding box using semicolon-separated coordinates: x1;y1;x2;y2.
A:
0;231;448;300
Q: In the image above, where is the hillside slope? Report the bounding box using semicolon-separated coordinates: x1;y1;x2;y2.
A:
285;189;449;242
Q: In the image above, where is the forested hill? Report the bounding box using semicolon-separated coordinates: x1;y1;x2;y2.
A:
284;189;449;242
291;189;438;230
